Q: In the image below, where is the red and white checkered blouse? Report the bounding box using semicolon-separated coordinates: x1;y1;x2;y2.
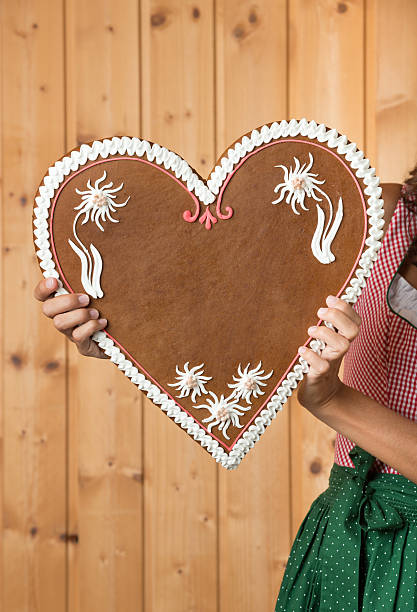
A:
334;184;417;474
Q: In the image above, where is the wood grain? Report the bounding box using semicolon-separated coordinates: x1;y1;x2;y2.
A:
65;2;143;611
0;2;3;605
288;0;366;538
1;1;67;610
140;1;218;611
215;1;291;610
367;0;417;183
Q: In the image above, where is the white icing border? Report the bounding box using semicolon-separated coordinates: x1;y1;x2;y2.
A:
32;118;384;470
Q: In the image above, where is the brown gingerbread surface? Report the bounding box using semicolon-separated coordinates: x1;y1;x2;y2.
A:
33;121;381;468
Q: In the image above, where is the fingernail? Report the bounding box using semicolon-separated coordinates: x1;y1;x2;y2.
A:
98;318;107;325
308;326;317;334
326;295;338;306
89;309;99;319
46;278;55;288
298;346;306;354
317;307;327;316
79;294;89;305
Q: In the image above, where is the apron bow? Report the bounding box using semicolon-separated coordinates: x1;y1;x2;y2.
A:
345;483;405;532
321;447;406;610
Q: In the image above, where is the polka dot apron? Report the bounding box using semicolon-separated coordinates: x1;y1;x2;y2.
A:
275;446;417;611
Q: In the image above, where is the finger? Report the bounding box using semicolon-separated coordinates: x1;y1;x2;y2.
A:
298;346;330;378
325;295;361;327
307;325;350;358
34;277;59;302
316;306;359;341
42;292;90;318
71;317;107;344
53;307;99;333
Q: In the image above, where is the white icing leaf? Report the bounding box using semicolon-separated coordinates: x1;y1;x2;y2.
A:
90;242;104;298
68;237;97;298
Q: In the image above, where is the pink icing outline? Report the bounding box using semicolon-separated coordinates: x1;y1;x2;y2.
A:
49;141;367;452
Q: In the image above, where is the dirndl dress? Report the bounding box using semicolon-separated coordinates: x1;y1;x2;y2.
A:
275;184;417;612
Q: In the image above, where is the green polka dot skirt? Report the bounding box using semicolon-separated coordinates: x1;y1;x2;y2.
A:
275;445;417;611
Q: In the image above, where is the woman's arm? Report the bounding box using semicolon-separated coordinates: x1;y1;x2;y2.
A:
313;383;417;485
297;295;417;485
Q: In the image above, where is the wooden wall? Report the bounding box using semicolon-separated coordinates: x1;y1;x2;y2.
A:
1;1;416;610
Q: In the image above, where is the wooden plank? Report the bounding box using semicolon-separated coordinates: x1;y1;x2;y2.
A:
289;0;365;146
0;1;3;607
365;0;377;170
366;0;417;182
215;1;291;610
64;2;143;611
140;2;218;610
288;0;366;537
1;1;67;610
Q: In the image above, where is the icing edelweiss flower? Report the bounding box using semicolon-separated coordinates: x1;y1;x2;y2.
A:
272;152;325;215
271;152;344;265
68;170;130;298
227;361;273;404
167;362;212;403
193;391;250;440
74;170;130;231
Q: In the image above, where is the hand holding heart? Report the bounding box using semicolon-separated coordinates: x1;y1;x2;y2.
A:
297;295;361;413
33;276;109;359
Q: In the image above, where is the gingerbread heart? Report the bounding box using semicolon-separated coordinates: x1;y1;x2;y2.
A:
32;119;384;469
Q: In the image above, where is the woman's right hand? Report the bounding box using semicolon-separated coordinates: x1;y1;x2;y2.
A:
33;277;109;359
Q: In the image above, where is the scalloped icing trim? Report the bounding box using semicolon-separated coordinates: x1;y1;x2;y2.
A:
32;118;385;470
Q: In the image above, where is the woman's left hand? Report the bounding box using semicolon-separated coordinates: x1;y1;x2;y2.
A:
296;295;361;415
